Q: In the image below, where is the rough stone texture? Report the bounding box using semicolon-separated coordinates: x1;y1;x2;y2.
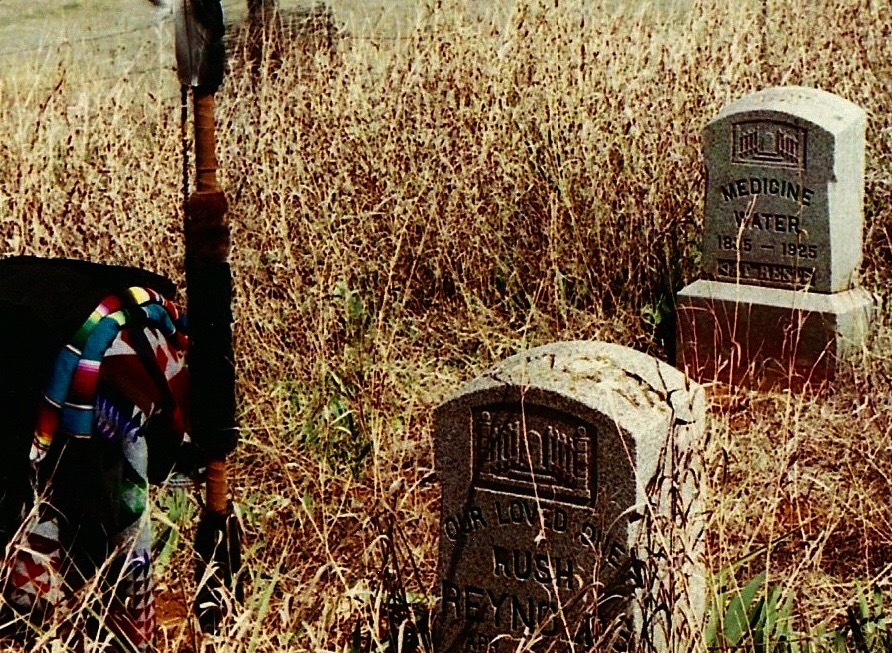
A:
702;86;865;293
433;341;705;653
678;86;872;389
676;280;874;390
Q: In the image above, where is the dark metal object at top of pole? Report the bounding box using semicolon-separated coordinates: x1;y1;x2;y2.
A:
175;0;227;93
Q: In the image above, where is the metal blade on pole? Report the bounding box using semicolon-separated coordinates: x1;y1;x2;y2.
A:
172;0;242;633
174;0;226;93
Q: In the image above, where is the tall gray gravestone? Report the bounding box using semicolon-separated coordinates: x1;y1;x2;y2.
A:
677;86;873;388
433;341;705;653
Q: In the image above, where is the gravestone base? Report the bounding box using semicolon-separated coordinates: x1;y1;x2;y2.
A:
676;280;873;390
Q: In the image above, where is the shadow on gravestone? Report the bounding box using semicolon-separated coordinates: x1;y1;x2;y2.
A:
677;86;873;390
433;341;706;653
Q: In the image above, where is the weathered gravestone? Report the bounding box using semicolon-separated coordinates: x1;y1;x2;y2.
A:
677;86;873;388
434;341;705;653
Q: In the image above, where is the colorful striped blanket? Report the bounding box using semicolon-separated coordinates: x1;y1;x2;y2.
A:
5;285;191;652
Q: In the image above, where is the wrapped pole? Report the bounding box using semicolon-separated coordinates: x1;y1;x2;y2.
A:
173;0;242;633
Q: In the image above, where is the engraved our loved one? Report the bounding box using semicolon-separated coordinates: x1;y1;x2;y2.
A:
442;499;629;574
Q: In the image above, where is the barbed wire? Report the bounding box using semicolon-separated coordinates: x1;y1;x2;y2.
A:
0;21;162;58
0;29;421;63
0;26;415;62
94;64;174;83
0;0;259;60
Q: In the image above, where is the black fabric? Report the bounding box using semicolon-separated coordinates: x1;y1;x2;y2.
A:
0;256;177;546
186;261;238;459
0;256;176;337
0;304;52;545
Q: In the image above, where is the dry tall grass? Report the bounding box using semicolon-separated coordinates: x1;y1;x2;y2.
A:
1;0;892;650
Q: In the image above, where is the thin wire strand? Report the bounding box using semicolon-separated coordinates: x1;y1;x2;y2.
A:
0;22;159;57
0;26;418;61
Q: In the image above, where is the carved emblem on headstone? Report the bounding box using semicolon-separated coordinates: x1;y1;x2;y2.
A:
474;407;594;504
732;120;806;169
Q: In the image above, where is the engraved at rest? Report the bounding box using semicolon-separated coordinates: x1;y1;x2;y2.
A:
731;120;806;169
476;411;591;497
716;259;815;286
719;176;815;206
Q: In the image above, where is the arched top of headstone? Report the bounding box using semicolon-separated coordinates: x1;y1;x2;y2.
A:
708;86;864;137
439;341;701;436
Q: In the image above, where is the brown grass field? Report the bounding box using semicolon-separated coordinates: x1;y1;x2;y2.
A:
2;0;892;650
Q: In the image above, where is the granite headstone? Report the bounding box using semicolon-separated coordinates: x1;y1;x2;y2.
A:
434;341;705;653
702;86;864;293
678;86;873;388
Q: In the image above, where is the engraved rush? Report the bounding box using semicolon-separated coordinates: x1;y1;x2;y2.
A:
492;546;576;589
